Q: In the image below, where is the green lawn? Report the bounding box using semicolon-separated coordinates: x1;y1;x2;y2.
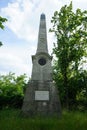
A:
0;109;87;130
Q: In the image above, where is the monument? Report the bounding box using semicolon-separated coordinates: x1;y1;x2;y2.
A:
22;14;61;116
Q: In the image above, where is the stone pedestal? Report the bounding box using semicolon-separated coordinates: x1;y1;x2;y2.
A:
22;80;61;116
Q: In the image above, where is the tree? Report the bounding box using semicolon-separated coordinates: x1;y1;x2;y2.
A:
0;72;27;108
0;16;7;46
50;2;87;108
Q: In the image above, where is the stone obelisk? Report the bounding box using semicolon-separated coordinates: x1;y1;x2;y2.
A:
22;14;61;116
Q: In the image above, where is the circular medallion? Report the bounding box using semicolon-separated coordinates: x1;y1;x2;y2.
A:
38;58;46;66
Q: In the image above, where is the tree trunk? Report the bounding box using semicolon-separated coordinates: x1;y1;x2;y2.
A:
63;70;69;109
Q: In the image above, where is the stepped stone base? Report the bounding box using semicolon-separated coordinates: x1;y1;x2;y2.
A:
22;80;61;117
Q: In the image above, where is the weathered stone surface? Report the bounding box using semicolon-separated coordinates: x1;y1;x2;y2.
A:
22;13;61;117
31;53;52;81
22;81;61;116
36;14;48;54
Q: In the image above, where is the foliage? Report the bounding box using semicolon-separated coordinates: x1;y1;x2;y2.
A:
0;109;87;130
50;2;87;108
0;16;7;46
0;16;7;29
0;41;3;47
0;72;27;108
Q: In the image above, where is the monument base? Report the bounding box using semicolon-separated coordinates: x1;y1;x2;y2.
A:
22;80;61;117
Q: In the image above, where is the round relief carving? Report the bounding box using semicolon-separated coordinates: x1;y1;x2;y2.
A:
38;58;46;66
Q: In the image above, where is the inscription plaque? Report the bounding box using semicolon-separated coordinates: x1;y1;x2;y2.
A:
35;91;49;101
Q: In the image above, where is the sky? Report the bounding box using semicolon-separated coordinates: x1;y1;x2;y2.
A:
0;0;87;78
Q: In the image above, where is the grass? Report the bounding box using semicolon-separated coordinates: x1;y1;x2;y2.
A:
0;108;87;130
